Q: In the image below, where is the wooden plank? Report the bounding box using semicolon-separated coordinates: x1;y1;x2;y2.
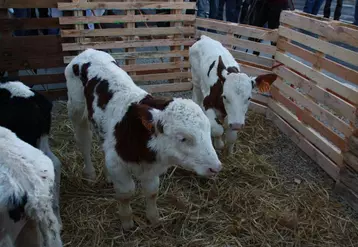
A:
0;18;60;31
59;14;196;25
120;61;189;72
61;26;195;37
141;82;192;93
280;11;358;49
249;101;267;114
266;108;340;180
170;0;183;83
19;74;65;86
268;99;343;166
251;92;269;105
0;0;70;8
348;136;358;157
273;65;356;122
230;48;274;69
278;26;358;67
275;52;358;104
277;38;358;87
271;86;347;151
339;167;358;193
240;63;271;77
196;18;278;42
62;38;196;51
58;2;196;10
274;78;353;138
64;50;189;63
196;30;276;55
343;152;358;172
132;71;191;82
125;0;136;76
0;56;65;71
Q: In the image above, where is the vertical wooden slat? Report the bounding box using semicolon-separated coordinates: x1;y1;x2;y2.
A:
125;0;136;76
170;0;183;83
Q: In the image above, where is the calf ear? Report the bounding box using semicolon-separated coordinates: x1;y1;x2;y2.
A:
136;104;155;133
252;73;277;93
217;56;228;83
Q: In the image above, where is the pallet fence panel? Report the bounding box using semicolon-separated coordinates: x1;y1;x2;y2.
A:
268;10;358;184
194;17;278;109
58;0;196;92
0;3;72;100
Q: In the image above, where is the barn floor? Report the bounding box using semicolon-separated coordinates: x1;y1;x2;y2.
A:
51;99;358;247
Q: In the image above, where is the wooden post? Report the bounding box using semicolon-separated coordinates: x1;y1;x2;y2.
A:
125;0;136;76
170;0;183;83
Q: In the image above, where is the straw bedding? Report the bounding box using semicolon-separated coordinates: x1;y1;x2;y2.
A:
50;100;358;247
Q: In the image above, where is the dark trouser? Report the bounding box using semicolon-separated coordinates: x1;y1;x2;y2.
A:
249;0;288;56
240;0;252;23
210;0;242;23
303;0;325;14
13;9;38;36
323;0;343;20
355;0;358;25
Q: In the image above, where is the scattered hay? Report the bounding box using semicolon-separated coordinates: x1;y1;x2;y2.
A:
51;101;358;247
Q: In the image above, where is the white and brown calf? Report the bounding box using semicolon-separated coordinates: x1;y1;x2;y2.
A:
0;126;62;247
189;35;277;155
65;48;221;230
0;81;62;227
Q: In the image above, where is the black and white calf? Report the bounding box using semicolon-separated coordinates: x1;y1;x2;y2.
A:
65;48;222;230
0;126;62;247
0;81;62;226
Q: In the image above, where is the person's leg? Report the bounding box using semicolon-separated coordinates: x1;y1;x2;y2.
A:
218;0;225;20
355;0;358;25
303;0;315;13
197;0;210;18
249;0;268;56
333;0;343;20
323;0;333;18
226;0;240;22
209;0;220;19
312;0;325;15
240;0;251;23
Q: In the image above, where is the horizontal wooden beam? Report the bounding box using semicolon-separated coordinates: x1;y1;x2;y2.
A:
61;26;195;37
275;52;358;104
58;2;196;10
132;71;191;82
0;0;70;8
273;65;356;123
268;99;343;166
62;38;196;51
230;48;274;69
59;14;195;25
278;25;358;67
195;17;278;42
0;17;60;31
280;10;358;49
266;108;340;180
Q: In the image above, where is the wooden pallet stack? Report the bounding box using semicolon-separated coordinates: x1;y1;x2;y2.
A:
265;10;358;210
58;0;196;94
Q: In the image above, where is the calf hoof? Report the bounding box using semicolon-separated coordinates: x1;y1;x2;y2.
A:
121;219;135;231
82;169;96;182
146;210;160;225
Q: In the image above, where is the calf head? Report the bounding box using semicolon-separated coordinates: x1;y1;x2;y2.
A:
136;98;222;177
216;56;277;130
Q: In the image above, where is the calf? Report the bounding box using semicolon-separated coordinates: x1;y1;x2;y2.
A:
189;35;277;154
0;81;62;226
65;48;222;230
0;126;62;247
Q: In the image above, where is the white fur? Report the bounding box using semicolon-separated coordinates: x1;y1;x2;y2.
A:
65;48;222;230
0;81;35;98
0;126;62;247
190;35;259;154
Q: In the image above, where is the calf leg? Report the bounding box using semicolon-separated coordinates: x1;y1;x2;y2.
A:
225;129;238;155
67;102;95;181
206;109;224;150
105;152;135;230
37;135;62;227
140;176;160;225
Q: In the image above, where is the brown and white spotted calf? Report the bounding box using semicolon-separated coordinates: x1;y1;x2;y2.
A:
189;35;277;155
65;48;222;230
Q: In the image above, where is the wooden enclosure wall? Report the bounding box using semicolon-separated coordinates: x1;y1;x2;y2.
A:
58;0;196;94
266;11;358;186
0;0;71;99
195;17;278;114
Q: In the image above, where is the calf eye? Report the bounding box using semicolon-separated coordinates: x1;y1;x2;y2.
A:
181;137;186;142
248;97;251;101
222;95;226;100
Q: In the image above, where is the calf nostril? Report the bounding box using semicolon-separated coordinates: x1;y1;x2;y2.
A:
209;168;217;173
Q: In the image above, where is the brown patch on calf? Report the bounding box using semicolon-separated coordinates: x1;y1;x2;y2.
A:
96;79;113;110
217;56;226;82
115;103;156;163
203;80;226;118
84;77;98;120
114;94;172;164
72;64;79;76
80;62;91;85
